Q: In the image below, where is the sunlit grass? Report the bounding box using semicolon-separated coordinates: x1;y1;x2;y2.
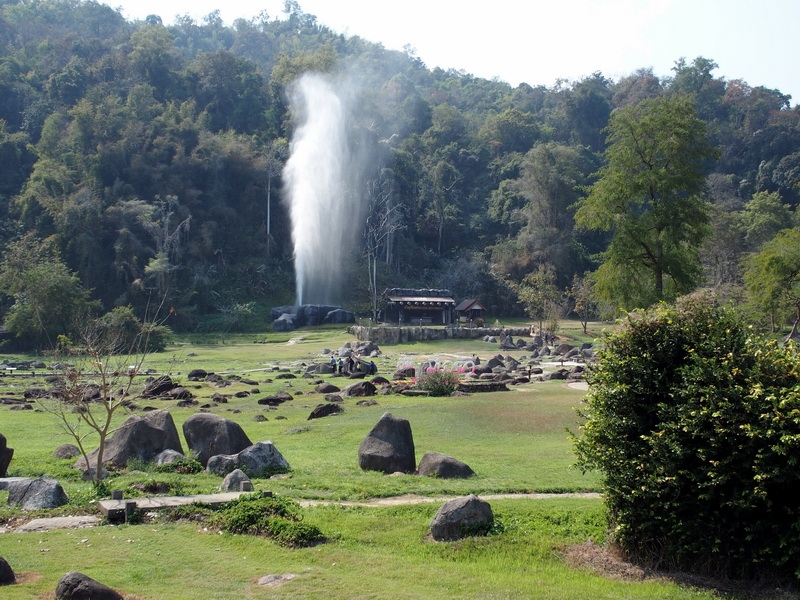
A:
0;323;725;600
0;499;720;600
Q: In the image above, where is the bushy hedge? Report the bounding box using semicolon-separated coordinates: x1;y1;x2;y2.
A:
574;294;800;579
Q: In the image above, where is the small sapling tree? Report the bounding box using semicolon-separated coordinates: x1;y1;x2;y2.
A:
42;306;169;489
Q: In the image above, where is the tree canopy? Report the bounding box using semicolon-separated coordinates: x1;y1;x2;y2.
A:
574;94;719;313
0;1;797;344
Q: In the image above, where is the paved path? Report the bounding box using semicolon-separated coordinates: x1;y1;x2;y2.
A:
297;492;600;507
96;491;252;519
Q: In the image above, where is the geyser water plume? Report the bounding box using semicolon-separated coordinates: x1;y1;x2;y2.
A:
283;73;361;306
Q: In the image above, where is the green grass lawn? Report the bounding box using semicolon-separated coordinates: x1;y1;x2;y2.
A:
0;322;736;599
0;499;721;600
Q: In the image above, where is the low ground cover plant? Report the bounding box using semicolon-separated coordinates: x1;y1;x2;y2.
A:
212;493;325;547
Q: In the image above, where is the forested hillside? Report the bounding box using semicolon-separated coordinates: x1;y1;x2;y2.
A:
0;0;797;347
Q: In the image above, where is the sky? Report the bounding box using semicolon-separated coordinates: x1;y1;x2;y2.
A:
107;0;800;105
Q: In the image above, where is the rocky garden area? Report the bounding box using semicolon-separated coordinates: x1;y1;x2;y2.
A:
0;325;702;600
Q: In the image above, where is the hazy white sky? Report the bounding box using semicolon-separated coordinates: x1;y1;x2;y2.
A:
107;0;800;104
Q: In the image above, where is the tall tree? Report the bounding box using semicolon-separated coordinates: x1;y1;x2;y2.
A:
743;227;800;336
574;94;718;312
517;263;562;333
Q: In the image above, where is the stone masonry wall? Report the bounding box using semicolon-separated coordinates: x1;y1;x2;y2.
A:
349;326;530;345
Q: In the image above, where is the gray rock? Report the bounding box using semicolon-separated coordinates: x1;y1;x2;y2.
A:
182;413;252;466
74;410;183;470
0;433;13;477
417;452;475;479
55;571;123;600
555;343;574;355
7;477;68;510
0;556;15;585
206;441;289;477
219;468;251;492
53;443;81;459
358;412;415;474
308;403;343;420
316;382;340;394
80;468;108;482
187;369;208;381
393;367;415;380
155;449;185;465
343;380;377;397
324;308;356;324
141;375;177;398
272;313;296;332
429;495;494;541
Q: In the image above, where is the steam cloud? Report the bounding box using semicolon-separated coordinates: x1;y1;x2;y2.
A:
283;73;365;306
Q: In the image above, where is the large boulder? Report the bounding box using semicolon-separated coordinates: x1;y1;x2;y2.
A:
256;391;293;406
343;380;377;397
73;410;183;470
206;441;289;477
0;433;13;477
0;557;15;585
393;367;415;380
183;413;252;466
155;449;185;465
417;452;475;479
324;308;356;324
53;444;81;459
272;313;296;332
55;571;123;600
316;382;340;394
141;375;179;398
358;412;415;474
296;304;341;326
308;403;344;420
429;495;494;541
7;477;69;510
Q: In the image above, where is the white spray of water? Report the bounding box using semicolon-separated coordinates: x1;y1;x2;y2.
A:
283;73;361;306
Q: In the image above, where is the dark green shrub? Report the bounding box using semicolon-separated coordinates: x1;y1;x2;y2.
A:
215;494;324;547
574;294;800;579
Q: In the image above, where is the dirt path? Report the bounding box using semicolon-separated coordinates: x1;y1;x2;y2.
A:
297;492;600;508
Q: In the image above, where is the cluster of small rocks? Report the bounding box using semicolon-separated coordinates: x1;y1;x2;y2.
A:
462;350;589;387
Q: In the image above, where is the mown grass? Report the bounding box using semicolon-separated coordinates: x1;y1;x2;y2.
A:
0;499;721;600
0;321;732;599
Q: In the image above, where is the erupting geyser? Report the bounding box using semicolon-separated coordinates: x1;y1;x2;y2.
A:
283;73;363;306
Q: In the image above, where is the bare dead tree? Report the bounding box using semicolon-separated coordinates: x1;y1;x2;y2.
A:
364;169;404;323
39;302;169;488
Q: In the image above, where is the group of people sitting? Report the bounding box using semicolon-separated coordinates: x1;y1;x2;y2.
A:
329;354;377;376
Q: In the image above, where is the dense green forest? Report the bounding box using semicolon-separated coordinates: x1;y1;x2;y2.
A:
0;0;798;347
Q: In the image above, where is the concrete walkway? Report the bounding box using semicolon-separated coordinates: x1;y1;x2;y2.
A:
97;491;253;521
297;492;601;508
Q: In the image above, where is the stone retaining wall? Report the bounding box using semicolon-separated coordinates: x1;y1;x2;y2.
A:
349;325;530;345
